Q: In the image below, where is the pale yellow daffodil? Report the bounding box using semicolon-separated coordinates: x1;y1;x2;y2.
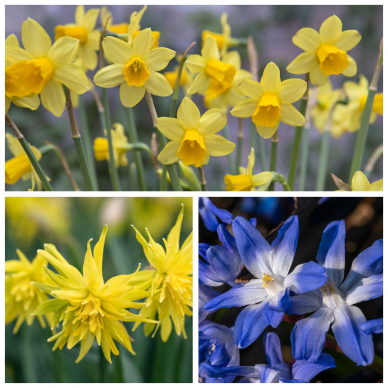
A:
287;15;361;86
349;171;383;191
231;62;307;138
157;97;235;167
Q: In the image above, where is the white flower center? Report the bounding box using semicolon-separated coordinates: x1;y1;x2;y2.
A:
261;273;285;297
320;280;345;309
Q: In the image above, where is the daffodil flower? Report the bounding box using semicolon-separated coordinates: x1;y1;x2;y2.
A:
5;133;48;190
186;35;236;95
55;5;100;71
5;34;40;114
287;15;361;86
101;5;129;34
94;28;175;107
127;6;160;48
32;225;156;364
330;103;352;138
164;61;193;94
5;19;89;117
204;51;252;114
156;97;235;167
225;148;273;191
344;74;383;132
349;171;383;191
94;123;129;168
231;62;307;138
132;206;193;342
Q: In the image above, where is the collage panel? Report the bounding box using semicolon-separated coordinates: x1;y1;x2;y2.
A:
5;197;193;383
199;197;383;383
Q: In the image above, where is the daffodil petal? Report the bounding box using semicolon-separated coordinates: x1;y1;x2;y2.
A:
335;30;362;51
53;64;88;94
132;28;153;59
156;118;185;141
370;180;383;191
342;55;357;77
5;47;33;64
145;71;173;96
119;82;145;107
198;109;227;135
320;15;342;44
145;48;176;71
5;34;19;47
84;8;99;31
187;72;210;95
351;171;371;191
158;141;181;164
41;80;66;117
203;134;235;156
261;62;281;92
12;95;40;110
292;28;321;51
202;36;219;61
309;63;329;87
21;18;51;58
5;96;11;114
287;52;317;75
280;104;306;126
231;98;258;118
94;64;125;88
102;37;133;65
252;172;273;186
177;97;201;130
75;5;85;25
48;37;79;67
255;121;280;139
278;78;307;103
186;54;206;74
78;44;98;71
237;78;264;99
88;30;101;51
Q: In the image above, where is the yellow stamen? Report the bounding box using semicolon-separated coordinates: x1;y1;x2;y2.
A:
205;59;236;84
123;57;150;87
177;130;207;167
253;93;281;127
316;44;349;76
320;280;336;295
55;25;89;44
261;273;274;288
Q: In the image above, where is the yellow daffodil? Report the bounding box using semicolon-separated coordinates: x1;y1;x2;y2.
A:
348;171;383;191
287;15;360;86
128;6;160;49
132;206;193;342
164;61;193;94
225;148;273;191
55;5;100;71
311;80;343;132
94;123;129;168
32;226;157;363
6;250;54;334
157;97;235;167
330;103;352;138
94;28;175;107
5;19;88;117
101;6;128;34
231;62;307;138
186;35;236;95
5;34;40;114
5;133;48;190
204;51;252;113
344;74;383;132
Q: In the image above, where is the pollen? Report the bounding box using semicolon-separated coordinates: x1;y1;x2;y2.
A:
261;273;274;288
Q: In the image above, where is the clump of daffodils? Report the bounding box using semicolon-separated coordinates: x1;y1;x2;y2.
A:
132;206;193;342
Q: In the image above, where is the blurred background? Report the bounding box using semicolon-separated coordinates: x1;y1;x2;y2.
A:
199;197;383;383
5;197;193;383
5;5;383;191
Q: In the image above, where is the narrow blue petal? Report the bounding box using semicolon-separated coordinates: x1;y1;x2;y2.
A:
361;318;383;334
199;199;220;232
257;363;291;383
198;243;211;261
199;321;234;343
316;220;346;285
268;288;291;312
291;353;336;382
206;197;234;224
332;304;374;366
292;308;335;362
199;285;220;323
279;378;305;383
270;215;299;277
345;273;383;305
249;218;257;227
286;294;323;315
199;259;223;287
217;224;238;255
204;364;258;378
263;332;283;367
232;216;271;279
284;261;328;294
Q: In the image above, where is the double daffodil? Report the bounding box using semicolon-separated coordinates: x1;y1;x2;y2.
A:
157;97;235;167
94;28;175;107
287;15;361;86
231;62;307;138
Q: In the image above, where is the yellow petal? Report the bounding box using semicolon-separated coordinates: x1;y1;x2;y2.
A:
77;44;98;71
335;30;362;51
41;80;66;117
145;48;176;71
287;52;317;74
102;37;133;65
84;8;100;31
94;64;125;88
309;63;329;87
292;28;321;51
187;72;210;95
280;104;305;126
75;332;94;364
145;71;173;96
21;19;51;58
255;121;280;139
342;55;357;77
320;15;342;44
351;171;371;191
252;172;273;186
186;54;206;74
202;36;219;61
47;36;79;66
261;62;281;92
53;64;88;94
238;78;264;99
161;316;172;342
247;148;255;175
177;97;201;130
119;82;145;107
5;34;19;47
231;98;258;118
87;30;101;51
198;109;227;135
75;5;85;25
156;117;185;141
132;28;154;59
5;96;11;114
203;134;235;156
5;47;32;64
158;141;181;164
278;78;307;104
12;95;40;111
370;179;383;191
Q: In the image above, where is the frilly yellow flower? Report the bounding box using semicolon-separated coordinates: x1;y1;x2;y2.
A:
94;123;129;168
231;62;307;139
55;5;100;71
287;15;361;86
186;35;236;95
157;97;235;167
32;225;156;363
94;28;175;107
5;250;54;334
5;34;40;115
344;74;383;132
101;6;128;34
204;51;252;114
348;171;383;191
5;18;88;117
225;148;273;191
132;206;193;342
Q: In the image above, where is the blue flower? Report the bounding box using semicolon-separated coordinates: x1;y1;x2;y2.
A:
204;332;336;383
199;197;233;232
204;216;328;349
361;318;383;335
199;285;221;323
199;321;240;383
290;220;383;366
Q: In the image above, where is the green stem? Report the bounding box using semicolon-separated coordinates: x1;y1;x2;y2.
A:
268;133;278;191
199;167;207;191
78;95;98;190
5;114;53;191
235;118;244;174
160;165;167;191
223;124;234;173
100;347;105;383
298;126;310;191
252;122;267;171
316;130;330;190
128;162;138;191
101;88;121;191
125;107;147;191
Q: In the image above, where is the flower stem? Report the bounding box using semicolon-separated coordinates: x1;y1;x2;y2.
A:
268;131;279;191
128;162;138;191
235;118;244;174
5;114;53;191
125;107;147;191
316;130;330;190
198;166;207;191
251;123;267;171
298;127;310;190
223;124;235;173
348;38;383;183
288;74;310;190
144;90;182;191
364;144;383;178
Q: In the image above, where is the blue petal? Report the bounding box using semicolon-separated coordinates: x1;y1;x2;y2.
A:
316;220;346;285
270;215;299;277
345;273;383;305
199;259;223;287
205;197;234;224
284;261;328;294
291;353;336;382
286;293;323;315
232;216;271;279
257;363;291;383
199;285;220;323
249;217;257;227
217;224;238;255
263;332;283;367
204;364;258;378
199;321;234;343
341;239;383;292
199;198;220;232
361;318;383;334
332;304;374;366
204;279;267;312
268;288;291;312
198;243;211;261
292;308;335;362
279;378;305;383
